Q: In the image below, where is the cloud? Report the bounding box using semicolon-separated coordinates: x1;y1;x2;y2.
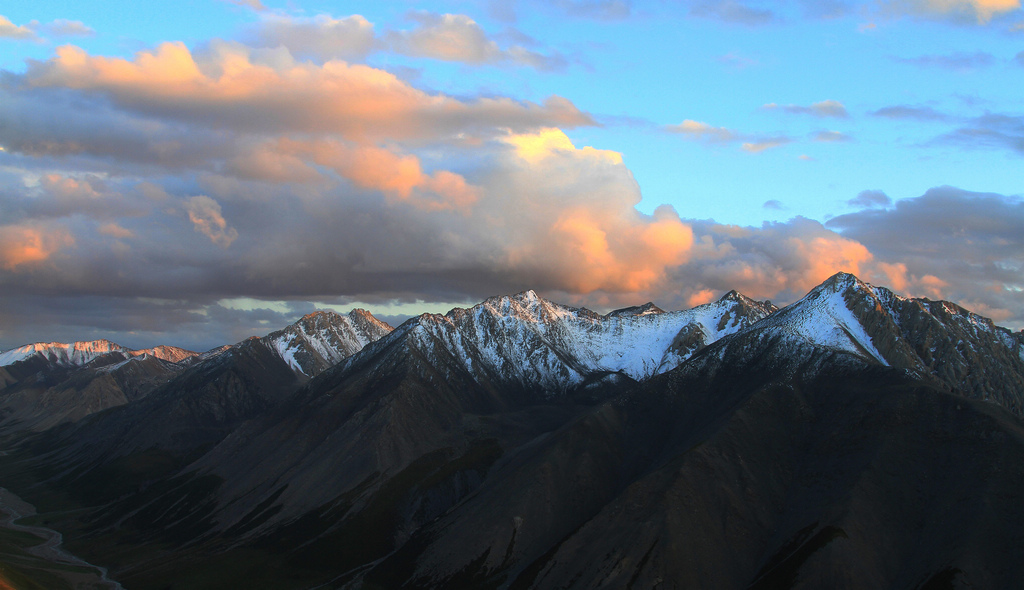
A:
98;223;134;239
812;130;853;142
5;26;1024;351
934;112;1024;154
384;12;567;71
881;0;1022;24
741;138;792;152
1015;50;1024;65
870;104;951;121
893;51;996;71
245;11;566;71
249;14;375;60
555;0;633;20
0;15;36;40
762;99;849;118
763;199;785;210
664;120;739;143
24;42;593;140
688;1;777;24
670;217;876;302
186;196;238;247
0;223;75;270
225;0;267;11
38;19;94;37
847;189;892;208
828;186;1024;325
665;119;792;152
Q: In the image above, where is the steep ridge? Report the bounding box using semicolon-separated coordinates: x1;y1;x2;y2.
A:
0;353;188;433
262;309;393;377
0;311;393;436
0;343;201;434
742;272;1024;415
332;289;776;395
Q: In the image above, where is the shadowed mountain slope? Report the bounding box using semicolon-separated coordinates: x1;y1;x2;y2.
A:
1;274;1023;589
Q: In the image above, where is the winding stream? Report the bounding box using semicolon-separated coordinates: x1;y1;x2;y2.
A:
0;487;124;590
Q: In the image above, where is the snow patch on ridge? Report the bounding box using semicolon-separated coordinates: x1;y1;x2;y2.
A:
759;274;888;365
408;290;775;393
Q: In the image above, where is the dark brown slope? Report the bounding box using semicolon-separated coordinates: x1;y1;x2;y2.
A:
0;351;192;436
362;339;1024;590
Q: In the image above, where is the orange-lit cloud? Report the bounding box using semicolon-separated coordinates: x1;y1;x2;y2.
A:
26;42;592;140
261;139;480;212
0;225;75;270
497;130;694;295
687;289;717;307
186;196;238;247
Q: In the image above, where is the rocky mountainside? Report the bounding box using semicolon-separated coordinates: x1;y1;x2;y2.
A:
1;274;1023;590
0;310;393;436
262;309;394;377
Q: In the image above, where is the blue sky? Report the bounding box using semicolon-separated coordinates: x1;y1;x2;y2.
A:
0;0;1022;350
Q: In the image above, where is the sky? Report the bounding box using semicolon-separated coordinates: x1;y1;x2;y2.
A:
0;0;1022;352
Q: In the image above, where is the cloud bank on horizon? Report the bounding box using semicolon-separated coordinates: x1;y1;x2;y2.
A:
0;0;1022;351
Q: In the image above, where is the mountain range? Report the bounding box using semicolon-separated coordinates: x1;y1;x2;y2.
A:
1;272;1023;589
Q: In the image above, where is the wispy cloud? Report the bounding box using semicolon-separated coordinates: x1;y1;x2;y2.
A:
870;104;952;121
879;0;1022;24
665;120;792;152
245;11;568;71
384;12;568;71
812;130;853;142
762;99;849;118
892;51;996;71
224;0;267;11
0;15;94;41
688;1;777;25
933;113;1024;154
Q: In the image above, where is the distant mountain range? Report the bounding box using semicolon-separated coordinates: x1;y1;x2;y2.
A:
1;273;1023;589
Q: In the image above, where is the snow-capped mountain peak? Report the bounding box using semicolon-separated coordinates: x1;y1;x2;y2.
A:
0;339;201;369
263;309;393;377
378;288;778;395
